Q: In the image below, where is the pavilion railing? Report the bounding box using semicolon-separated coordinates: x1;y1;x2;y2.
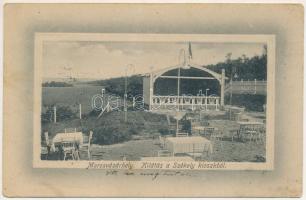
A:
151;95;220;111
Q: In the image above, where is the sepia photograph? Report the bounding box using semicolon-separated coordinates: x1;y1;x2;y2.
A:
34;33;275;169
4;3;303;197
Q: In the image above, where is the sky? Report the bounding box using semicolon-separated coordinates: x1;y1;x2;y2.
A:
42;41;265;79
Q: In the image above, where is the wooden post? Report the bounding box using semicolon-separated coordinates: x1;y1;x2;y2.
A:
191;98;194;111
44;132;49;145
44;131;50;159
215;99;218;110
53;106;56;123
149;73;153;111
79;104;82;119
116;96;119;110
176;118;179;136
177;67;181;111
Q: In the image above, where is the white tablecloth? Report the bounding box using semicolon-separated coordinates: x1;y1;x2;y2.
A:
192;126;218;135
52;132;83;145
237;121;264;126
165;136;213;155
193;126;206;131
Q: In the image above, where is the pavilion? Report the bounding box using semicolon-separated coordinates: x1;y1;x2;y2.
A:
143;45;228;111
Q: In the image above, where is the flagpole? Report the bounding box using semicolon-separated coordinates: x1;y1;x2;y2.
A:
188;42;192;62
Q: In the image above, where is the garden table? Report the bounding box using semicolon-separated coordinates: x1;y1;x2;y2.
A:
51;132;83;151
193;126;217;136
51;132;83;160
165;136;213;156
237;121;264;141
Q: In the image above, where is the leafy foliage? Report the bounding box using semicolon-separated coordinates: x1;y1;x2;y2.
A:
42;111;172;145
206;53;267;81
41;105;77;123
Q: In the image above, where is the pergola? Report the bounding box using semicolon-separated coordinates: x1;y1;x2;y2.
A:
143;59;228;111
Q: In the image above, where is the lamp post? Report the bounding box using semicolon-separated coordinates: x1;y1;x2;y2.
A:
149;66;154;111
197;90;203;120
205;88;210;110
124;64;135;123
229;67;238;120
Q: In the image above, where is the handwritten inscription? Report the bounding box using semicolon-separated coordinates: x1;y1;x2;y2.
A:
105;170;192;180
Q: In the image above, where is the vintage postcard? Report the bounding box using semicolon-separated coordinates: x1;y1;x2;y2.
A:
33;33;275;170
3;3;303;197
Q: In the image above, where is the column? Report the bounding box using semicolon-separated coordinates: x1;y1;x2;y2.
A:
220;69;225;107
79;104;82;119
53;106;57;123
149;73;153;111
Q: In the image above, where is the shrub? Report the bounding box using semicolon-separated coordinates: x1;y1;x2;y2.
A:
41;105;77;123
41;106;53;123
181;119;191;134
56;106;77;121
158;128;169;136
92;127;133;145
225;94;266;112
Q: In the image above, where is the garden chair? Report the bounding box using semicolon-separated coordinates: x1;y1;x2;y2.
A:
41;132;51;160
188;143;212;160
158;136;165;148
252;131;264;144
157;150;172;157
202;127;214;138
242;130;257;142
210;130;223;149
61;141;76;160
230;129;239;142
258;126;266;143
120;155;127;161
200;121;210;126
80;131;93;160
166;115;177;134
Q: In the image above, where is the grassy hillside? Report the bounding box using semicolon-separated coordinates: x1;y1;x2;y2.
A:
42;85;104;115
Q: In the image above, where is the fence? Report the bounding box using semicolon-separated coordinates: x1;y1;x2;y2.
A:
225;80;267;95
